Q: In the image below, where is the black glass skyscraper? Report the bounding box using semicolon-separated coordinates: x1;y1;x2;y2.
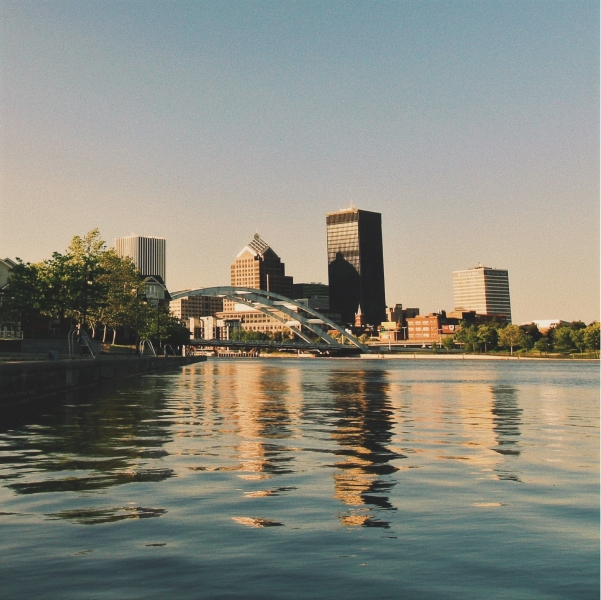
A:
326;208;386;326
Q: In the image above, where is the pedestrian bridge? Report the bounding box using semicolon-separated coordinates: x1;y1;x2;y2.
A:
170;286;368;353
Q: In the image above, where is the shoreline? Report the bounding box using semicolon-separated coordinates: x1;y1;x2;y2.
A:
0;355;207;406
252;352;598;361
359;353;599;361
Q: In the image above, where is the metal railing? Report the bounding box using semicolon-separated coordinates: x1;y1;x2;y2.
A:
139;339;157;357
68;327;97;359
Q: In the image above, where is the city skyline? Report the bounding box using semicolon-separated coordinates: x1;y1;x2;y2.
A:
1;2;598;324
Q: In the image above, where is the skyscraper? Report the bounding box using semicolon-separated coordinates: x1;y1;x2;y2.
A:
452;266;512;323
115;235;166;284
326;208;386;326
230;233;293;296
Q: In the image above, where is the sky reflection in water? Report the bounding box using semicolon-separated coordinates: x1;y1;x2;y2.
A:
0;359;598;599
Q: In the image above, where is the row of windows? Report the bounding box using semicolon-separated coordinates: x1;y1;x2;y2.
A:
326;212;359;225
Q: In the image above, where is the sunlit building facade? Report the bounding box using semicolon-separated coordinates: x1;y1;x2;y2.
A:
452;266;512;323
223;233;295;333
326;208;386;326
170;295;224;320
230;233;293;296
115;235;167;284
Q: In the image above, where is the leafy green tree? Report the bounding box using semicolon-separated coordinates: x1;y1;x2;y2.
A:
477;324;498;353
230;328;270;342
32;230;109;330
583;322;599;356
441;335;455;352
517;323;540;350
455;323;480;352
570;329;586;353
358;333;370;344
0;260;45;338
94;251;142;342
498;324;522;355
139;304;190;349
520;323;541;345
551;326;574;353
534;337;552;356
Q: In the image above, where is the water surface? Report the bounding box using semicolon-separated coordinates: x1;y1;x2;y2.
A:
1;359;598;599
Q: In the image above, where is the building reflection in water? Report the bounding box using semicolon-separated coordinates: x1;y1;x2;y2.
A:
233;364;295;481
328;368;401;528
490;385;522;482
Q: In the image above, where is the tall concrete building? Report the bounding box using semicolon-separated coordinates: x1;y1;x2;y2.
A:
115;235;167;284
452;266;512;323
230;233;293;296
326;208;386;326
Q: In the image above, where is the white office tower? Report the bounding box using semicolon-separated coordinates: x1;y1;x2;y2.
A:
452;265;512;323
115;235;167;284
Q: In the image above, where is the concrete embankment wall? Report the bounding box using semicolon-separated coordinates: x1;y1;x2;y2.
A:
0;339;102;354
0;356;206;407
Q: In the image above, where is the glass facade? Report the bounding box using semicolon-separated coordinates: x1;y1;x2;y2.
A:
115;235;166;284
452;267;512;323
326;209;386;326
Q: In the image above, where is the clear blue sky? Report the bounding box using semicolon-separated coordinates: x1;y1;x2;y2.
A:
1;1;599;323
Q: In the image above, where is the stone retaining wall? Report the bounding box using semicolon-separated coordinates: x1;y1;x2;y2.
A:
0;356;206;407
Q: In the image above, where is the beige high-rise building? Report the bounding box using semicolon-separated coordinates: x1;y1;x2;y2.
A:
220;233;296;333
230;233;293;296
115;235;166;284
452;266;512;323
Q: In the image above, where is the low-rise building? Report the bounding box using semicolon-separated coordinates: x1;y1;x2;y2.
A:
447;310;506;324
0;258;17;290
406;311;461;346
520;319;568;333
378;304;420;342
170;295;224;320
188;316;242;341
215;303;302;337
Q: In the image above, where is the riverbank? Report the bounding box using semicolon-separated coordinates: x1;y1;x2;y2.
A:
252;352;598;361
358;353;599;361
0;355;207;407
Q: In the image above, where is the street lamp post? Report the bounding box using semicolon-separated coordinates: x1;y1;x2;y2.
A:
81;267;93;334
132;285;147;355
156;298;165;355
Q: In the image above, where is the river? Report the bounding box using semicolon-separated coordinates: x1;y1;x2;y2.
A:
0;359;598;599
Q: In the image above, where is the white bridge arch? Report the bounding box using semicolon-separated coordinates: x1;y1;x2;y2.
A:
171;286;367;352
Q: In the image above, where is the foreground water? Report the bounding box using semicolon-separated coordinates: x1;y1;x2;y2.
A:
0;359;598;599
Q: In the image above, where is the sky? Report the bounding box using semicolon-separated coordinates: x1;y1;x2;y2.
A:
1;0;599;324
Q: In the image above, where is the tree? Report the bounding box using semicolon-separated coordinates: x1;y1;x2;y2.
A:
477;324;498;353
33;230;109;330
95;251;142;342
520;323;541;346
534;337;552;356
441;336;455;352
570;329;586;353
551;326;574;353
498;324;522;355
0;260;45;338
518;323;540;351
584;322;600;356
358;333;370;344
455;323;480;352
